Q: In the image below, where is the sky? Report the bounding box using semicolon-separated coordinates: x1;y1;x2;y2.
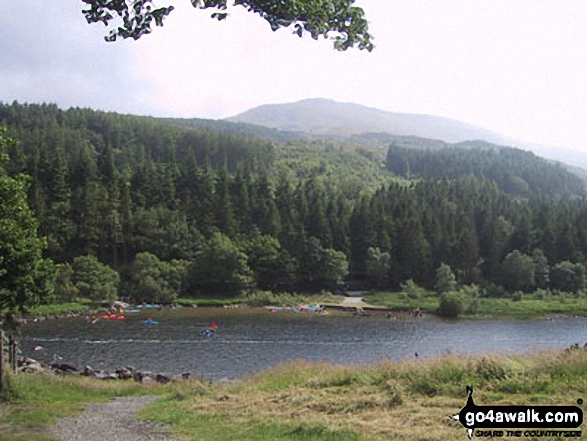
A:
1;1;587;154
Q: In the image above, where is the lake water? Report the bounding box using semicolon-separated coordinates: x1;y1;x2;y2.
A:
18;307;587;380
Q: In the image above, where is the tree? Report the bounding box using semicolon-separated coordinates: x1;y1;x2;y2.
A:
0;130;51;316
531;248;549;289
71;255;120;303
124;252;188;304
298;237;348;285
365;247;391;289
550;261;586;293
236;232;294;290
438;291;464;318
500;250;535;292
82;0;373;51
54;263;79;301
184;232;254;297
434;263;457;295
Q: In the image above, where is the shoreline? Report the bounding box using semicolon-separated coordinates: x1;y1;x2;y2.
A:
13;300;587;326
3;347;586;441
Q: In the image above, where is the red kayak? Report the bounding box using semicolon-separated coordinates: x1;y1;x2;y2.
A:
100;314;126;320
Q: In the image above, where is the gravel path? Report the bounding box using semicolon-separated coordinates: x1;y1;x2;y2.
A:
50;395;176;441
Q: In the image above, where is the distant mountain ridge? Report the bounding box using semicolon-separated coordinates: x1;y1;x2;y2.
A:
226;98;514;145
226;98;587;172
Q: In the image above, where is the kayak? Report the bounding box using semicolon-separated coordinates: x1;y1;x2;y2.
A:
101;314;126;320
143;320;158;325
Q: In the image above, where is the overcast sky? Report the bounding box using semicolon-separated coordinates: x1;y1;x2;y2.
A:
1;1;587;153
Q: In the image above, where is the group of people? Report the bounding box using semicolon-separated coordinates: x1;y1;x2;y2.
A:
202;322;218;338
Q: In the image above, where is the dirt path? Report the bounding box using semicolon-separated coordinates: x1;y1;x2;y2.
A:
50;395;176;441
341;296;365;304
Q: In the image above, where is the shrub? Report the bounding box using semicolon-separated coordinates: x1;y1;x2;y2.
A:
438;292;464;317
402;279;426;300
512;291;523;302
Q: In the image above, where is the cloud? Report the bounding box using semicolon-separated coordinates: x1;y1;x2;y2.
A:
0;0;157;115
1;0;587;153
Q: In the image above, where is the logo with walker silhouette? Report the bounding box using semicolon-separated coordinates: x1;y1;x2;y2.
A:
450;386;583;439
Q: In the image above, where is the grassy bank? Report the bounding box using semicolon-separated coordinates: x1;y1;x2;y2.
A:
365;290;587;319
24;299;96;317
11;288;587;321
178;291;339;308
2;349;585;440
140;348;587;440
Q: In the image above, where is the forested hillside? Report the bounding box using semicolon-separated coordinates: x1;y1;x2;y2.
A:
386;144;586;197
1;102;587;308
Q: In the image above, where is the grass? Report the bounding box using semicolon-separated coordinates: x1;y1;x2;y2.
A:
2;349;586;440
365;290;587;319
177;291;339;308
139;349;587;441
1;299;97;322
468;296;587;318
0;372;169;441
24;299;96;317
365;291;439;314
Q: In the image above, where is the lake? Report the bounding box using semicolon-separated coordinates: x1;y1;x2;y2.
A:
18;307;587;380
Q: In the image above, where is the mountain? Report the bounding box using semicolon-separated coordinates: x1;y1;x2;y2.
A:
227;98;587;172
226;98;514;145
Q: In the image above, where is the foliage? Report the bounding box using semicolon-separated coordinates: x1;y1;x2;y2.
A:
500;250;535;292
236;232;296;290
54;263;79;301
71;255;120;303
4;103;587;299
0;129;52;316
298;237;348;285
434;263;457;294
184;233;254;297
386;144;585;197
400;279;427;300
365;246;391;288
123;252;188;304
532;248;550;289
82;0;373;51
438;291;464;317
549;261;586;293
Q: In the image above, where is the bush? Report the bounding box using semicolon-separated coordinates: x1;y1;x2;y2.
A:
438;292;464;317
483;283;508;298
465;297;479;314
402;279;427;300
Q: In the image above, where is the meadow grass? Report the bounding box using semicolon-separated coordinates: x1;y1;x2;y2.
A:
177;291;338;308
24;300;95;317
1;350;585;440
139;349;587;441
366;291;587;319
